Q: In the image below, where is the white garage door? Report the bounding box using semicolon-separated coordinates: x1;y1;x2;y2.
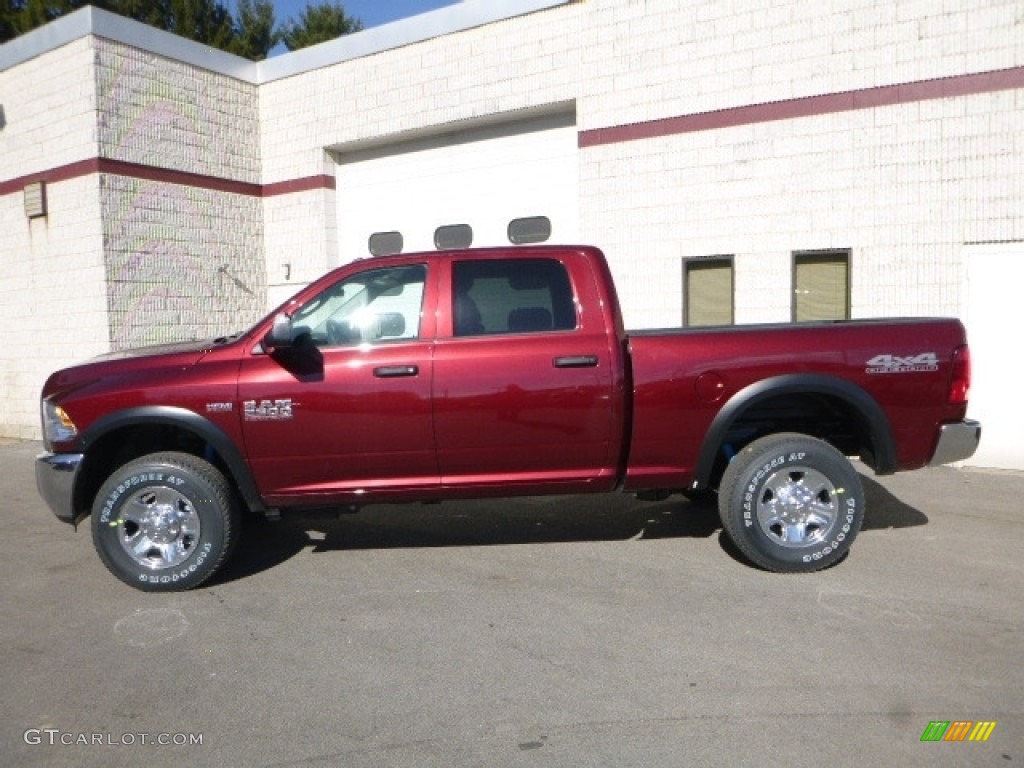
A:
962;242;1024;470
335;112;578;262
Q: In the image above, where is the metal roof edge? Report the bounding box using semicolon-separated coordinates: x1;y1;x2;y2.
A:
1;1;572;83
0;7;259;81
258;0;572;83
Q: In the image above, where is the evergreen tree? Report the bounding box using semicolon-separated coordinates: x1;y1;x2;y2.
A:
280;1;361;52
230;0;277;61
0;0;360;59
163;0;235;49
5;0;74;37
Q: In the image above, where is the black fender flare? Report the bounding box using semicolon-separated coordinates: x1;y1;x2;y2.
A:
693;374;898;488
76;406;266;514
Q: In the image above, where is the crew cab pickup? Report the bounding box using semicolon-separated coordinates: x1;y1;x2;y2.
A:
36;246;980;590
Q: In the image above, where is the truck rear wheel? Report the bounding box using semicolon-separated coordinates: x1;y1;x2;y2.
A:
91;452;239;591
718;433;864;572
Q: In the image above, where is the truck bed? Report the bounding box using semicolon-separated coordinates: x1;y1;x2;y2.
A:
624;317;969;491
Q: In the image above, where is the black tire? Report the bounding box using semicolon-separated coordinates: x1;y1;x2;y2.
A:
91;452;239;591
718;433;864;572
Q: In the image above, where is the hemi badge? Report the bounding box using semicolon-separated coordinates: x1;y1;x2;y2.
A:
206;402;234;412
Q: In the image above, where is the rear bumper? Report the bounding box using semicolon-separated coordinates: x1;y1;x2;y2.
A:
928;420;982;467
35;452;84;524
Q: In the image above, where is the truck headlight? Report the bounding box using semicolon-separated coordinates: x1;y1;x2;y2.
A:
42;399;78;446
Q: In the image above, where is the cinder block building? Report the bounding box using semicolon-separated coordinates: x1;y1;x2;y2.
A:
1;0;1021;468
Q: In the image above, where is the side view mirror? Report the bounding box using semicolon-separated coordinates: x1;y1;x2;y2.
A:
263;313;294;349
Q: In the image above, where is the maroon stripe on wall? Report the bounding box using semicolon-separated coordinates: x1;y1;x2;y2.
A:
0;158;100;196
99;158;263;196
0;158;334;198
263;175;337;196
578;66;1024;148
4;66;1020;196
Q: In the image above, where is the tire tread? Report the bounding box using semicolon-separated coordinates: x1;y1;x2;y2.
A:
718;432;863;573
91;451;239;591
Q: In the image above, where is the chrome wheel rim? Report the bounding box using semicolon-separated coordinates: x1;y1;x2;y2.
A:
116;487;201;570
755;466;838;548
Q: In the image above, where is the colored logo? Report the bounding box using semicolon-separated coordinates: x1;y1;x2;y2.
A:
920;720;997;742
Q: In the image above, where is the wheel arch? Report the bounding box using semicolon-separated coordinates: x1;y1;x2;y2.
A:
72;407;265;521
693;374;897;490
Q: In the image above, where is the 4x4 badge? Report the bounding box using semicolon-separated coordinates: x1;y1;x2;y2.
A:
243;399;294;421
866;353;938;374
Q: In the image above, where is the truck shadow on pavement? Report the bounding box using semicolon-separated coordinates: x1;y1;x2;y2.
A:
212;473;927;585
860;475;929;530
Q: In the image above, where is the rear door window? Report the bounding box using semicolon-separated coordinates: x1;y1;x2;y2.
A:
452;259;576;337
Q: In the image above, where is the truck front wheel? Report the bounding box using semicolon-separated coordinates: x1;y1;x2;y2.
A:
91;452;239;591
718;433;864;572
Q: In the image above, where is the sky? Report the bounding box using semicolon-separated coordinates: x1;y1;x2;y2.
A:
276;0;460;33
259;0;461;56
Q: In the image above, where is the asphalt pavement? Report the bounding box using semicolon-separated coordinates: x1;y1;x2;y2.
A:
1;438;1021;767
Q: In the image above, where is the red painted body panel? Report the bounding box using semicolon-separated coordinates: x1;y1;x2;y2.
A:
625;319;968;489
39;246;970;514
430;250;626;496
40;339;247;449
239;340;439;503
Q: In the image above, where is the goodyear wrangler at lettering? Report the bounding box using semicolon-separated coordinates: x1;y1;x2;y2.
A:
35;246;981;590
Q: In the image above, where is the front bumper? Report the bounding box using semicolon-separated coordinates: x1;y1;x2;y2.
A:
35;452;84;524
928;420;982;467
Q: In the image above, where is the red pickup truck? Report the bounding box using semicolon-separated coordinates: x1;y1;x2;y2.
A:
36;246;980;590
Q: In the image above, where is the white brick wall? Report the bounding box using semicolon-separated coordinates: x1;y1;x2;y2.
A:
262;184;337;306
91;39;266;350
0;176;108;439
257;2;586;283
575;0;1024;328
0;38;98;181
100;175;266;347
0;39;106;438
256;0;1023;328
584;81;1023;326
95;39;261;183
258;5;585;182
0;34;266;437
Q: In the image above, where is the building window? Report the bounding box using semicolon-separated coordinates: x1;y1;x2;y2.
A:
684;256;734;326
434;224;473;250
368;231;403;257
508;216;552;245
793;250;850;321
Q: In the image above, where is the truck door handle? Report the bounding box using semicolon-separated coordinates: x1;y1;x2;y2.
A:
373;365;419;378
553;355;599;368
